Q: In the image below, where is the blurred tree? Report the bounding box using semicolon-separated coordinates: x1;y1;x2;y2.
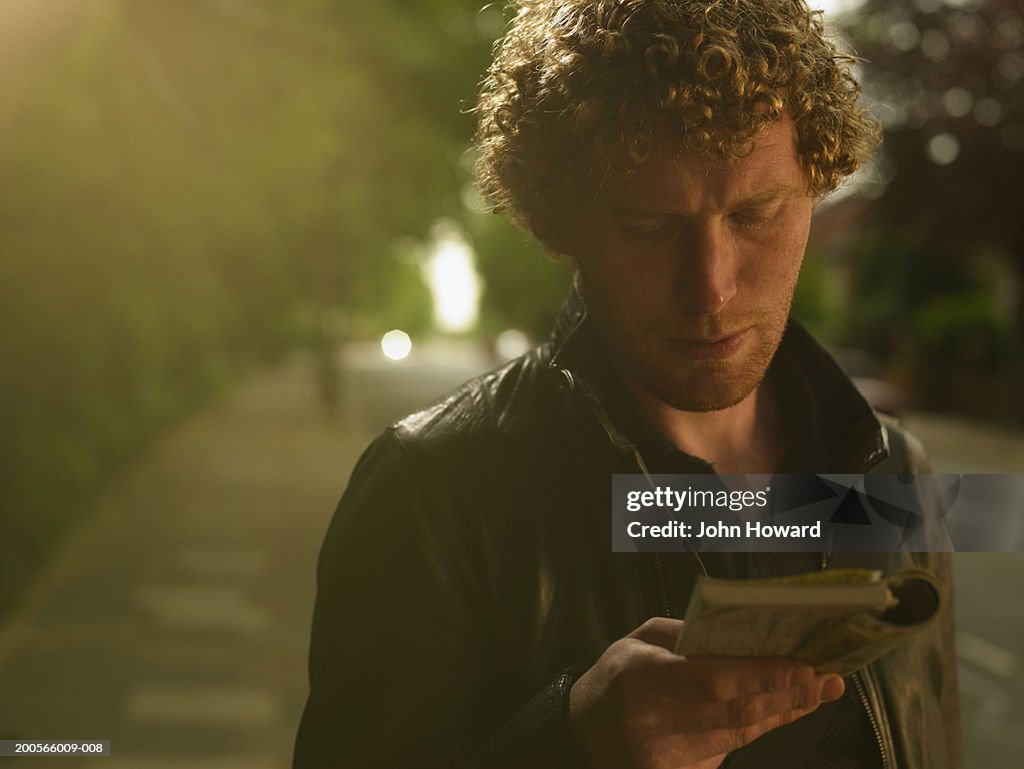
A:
0;0;512;612
839;0;1024;419
464;200;573;341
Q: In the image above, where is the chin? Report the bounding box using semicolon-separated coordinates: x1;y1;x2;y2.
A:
646;371;761;413
627;343;775;413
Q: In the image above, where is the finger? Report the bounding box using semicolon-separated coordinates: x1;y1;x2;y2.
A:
704;704;819;755
651;704;815;768
625;619;816;695
653;671;844;733
627;616;685;650
820;674;845;702
661;681;830;731
652;656;817;700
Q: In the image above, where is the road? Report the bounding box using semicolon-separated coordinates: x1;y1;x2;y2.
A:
0;340;1021;767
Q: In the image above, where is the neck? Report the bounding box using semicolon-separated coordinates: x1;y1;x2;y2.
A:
624;380;784;474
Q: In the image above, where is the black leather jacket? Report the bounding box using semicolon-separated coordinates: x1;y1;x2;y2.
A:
294;297;961;769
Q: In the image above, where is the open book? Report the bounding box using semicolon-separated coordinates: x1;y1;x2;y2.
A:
673;568;944;676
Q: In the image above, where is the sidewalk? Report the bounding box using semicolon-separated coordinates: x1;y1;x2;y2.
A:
0;353;367;768
902;411;1024;473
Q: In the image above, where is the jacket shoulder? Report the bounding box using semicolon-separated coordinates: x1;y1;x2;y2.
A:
388;345;563;453
875;414;933;474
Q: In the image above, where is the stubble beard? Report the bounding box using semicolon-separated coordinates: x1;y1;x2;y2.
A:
609;316;789;413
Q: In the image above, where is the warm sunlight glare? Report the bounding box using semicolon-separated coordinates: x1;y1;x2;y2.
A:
423;221;482;334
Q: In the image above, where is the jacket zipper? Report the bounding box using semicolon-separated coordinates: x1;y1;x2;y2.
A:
852;668;893;769
851;423;895;769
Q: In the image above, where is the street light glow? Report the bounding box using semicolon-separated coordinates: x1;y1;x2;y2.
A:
423;221;482;334
381;330;412;361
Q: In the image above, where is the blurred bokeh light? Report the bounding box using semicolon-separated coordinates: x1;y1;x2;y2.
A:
380;329;412;362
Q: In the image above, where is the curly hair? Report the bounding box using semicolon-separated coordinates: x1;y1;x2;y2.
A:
474;0;880;237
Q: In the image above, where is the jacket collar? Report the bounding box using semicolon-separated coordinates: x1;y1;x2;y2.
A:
547;282;888;473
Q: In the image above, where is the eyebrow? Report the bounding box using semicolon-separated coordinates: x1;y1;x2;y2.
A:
734;183;802;207
617;184;801;217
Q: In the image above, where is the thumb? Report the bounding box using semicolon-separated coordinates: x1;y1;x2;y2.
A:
627;617;685;651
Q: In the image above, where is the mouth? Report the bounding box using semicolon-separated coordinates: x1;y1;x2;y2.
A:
667;327;753;360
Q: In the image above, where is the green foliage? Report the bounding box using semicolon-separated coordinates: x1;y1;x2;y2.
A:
0;0;502;612
791;251;838;342
837;0;1024;419
912;293;1007;349
347;251;434;338
467;212;573;340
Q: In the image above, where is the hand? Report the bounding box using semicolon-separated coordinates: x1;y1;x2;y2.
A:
568;617;845;769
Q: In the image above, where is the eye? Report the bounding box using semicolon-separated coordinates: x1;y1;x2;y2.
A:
730;210;768;227
730;203;783;229
618;218;679;240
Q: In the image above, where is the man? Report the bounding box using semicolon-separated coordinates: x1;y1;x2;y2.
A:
294;1;960;767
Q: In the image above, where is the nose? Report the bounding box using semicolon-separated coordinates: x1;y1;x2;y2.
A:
677;218;738;315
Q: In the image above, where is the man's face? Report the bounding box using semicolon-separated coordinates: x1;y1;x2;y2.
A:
562;118;814;412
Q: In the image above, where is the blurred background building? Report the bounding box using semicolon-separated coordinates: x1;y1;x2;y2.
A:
0;0;1022;767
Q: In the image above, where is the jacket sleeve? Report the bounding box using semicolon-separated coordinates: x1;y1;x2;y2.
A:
292;430;588;769
899;420;964;766
874;418;963;768
934;551;963;768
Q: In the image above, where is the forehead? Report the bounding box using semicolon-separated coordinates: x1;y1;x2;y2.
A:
595;119;805;211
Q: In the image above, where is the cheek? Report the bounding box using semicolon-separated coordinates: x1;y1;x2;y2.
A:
741;220;810;297
589;263;677;329
743;253;803;311
759;242;805;281
578;241;669;314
